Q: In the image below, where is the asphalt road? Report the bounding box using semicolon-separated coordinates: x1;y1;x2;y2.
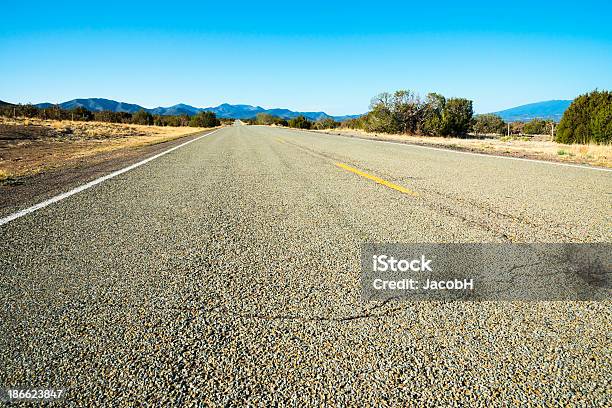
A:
1;124;610;405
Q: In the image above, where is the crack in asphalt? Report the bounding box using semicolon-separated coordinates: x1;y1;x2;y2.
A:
188;297;406;323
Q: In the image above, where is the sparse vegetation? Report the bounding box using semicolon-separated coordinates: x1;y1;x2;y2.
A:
0;103;221;128
250;114;338;130
255;113;288;126
312;126;611;167
189;111;221;127
472;114;506;136
0;117;209;181
313;117;339;130
132;110;154;125
523;118;551;135
288;115;312;129
341;90;474;137
0;169;10;181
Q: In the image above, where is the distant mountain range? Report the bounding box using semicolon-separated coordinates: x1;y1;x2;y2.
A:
3;97;574;123
489;100;572;122
31;98;359;121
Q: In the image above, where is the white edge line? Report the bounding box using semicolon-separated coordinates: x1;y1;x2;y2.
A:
0;128;220;227
298;128;612;173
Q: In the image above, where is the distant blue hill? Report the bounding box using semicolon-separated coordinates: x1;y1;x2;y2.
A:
149;103;201;116
58;98;146;114
32;98;359;121
490;100;572;122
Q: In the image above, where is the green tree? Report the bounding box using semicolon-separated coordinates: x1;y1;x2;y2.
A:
523;118;549;135
363;92;397;133
189;111;220;127
392;90;422;134
288;115;312;129
43;104;66;120
313;117;339;129
153;115;165;126
472;114;506;135
132;109;153;125
341;115;366;130
255;113;276;125
421;93;446;136
441;98;473;137
71;106;93;121
556;90;612;144
20;104;40;118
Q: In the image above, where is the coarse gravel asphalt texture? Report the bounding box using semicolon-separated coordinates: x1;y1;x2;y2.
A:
1;124;610;405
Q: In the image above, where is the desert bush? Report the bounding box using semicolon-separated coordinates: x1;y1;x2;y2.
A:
441;98;473;137
523;118;550;135
421;93;446;136
556;90;612;144
189;111;220;127
255;113;277;125
472;114;506;135
132;110;153;125
313;117;339;130
288;115;312;129
255;113;288;126
354;90;474;137
94;110;132;123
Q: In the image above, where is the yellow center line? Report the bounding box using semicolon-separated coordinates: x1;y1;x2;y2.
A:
335;162;419;197
275;138;285;144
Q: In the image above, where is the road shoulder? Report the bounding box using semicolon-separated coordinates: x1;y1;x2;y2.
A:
308;128;611;169
0;130;214;218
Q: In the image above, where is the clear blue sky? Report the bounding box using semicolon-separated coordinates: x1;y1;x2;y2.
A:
1;1;611;115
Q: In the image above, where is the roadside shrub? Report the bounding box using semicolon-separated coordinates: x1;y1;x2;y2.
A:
71;106;94;121
523;118;549;135
352;90;474;137
0;103;197;127
131;110;153;125
288;115;312;129
255;113;288;126
313;117;339;130
341;115;366;130
556;90;612;144
441;98;473;137
472;114;506;136
255;113;276;125
189;111;220;127
510;121;525;135
94;110;132;123
421;93;446;136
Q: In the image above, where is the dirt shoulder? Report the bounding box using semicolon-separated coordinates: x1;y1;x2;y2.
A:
0;117;211;181
310;128;611;169
0;118;217;215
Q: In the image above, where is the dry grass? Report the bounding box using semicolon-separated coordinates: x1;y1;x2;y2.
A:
2;117;201;139
313;128;611;168
0;169;10;181
0;117;211;180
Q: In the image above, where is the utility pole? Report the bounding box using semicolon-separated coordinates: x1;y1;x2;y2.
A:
551;122;555;139
507;122;510;137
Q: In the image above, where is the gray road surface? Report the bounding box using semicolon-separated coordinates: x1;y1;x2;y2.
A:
1;124;610;405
